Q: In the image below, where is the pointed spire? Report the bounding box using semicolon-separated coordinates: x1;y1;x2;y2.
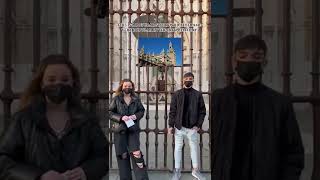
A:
168;41;175;54
169;41;173;49
139;45;145;54
161;48;165;54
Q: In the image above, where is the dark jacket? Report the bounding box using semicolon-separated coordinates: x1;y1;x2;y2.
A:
212;84;304;180
0;97;109;180
169;88;206;129
109;93;145;132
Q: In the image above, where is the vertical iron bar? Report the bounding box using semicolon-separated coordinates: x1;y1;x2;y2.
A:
89;0;99;113
109;1;114;168
155;67;159;168
180;0;185;89
152;0;159;168
311;0;319;99
170;51;175;177
155;0;160;169
110;0;114;98
179;0;186;170
189;0;194;169
167;0;173;169
225;0;234;85
105;0;110;172
170;0;175;91
255;0;262;37
145;0;151;168
164;65;169;169
209;0;214;171
171;67;175;92
146;64;150;167
128;0;132;79
282;0;291;95
198;0;204;170
311;0;320;179
119;2;123;82
1;0;14;129
199;0;203;92
119;0;124;81
170;0;175;40
171;0;175;170
109;0;115;93
163;0;173;169
190;0;194;73
62;0;70;58
199;128;204;170
80;0;85;74
33;0;41;72
137;0;142;92
146;0;151;38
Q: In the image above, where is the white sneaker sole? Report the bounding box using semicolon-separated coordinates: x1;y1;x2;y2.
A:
191;172;205;180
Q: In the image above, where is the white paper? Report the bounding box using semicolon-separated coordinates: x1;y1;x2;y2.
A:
125;119;135;128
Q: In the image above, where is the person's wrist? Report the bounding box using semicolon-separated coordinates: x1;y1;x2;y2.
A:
122;116;128;121
131;115;137;120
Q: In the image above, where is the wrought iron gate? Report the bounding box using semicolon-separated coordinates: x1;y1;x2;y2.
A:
107;0;211;171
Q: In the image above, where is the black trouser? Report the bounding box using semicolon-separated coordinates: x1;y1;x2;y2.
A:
114;126;149;180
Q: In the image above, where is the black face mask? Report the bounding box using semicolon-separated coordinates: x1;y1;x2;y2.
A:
236;61;263;82
123;88;133;94
43;84;73;104
184;81;193;88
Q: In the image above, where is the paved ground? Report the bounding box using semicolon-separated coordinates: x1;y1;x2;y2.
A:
104;170;211;180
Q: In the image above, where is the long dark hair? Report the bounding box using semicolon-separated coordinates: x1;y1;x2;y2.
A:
19;54;81;109
115;79;135;96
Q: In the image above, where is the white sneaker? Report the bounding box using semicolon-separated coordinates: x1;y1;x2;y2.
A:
171;169;181;180
191;169;206;180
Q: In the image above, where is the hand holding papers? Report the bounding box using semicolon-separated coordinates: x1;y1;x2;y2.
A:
125;119;135;128
121;115;136;128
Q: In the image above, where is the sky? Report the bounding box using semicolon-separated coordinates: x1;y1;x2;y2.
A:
138;37;182;66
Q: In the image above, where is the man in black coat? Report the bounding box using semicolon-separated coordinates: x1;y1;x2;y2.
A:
168;72;207;180
212;34;304;180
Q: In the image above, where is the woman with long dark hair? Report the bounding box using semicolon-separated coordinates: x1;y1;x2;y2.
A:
109;79;149;180
0;54;108;180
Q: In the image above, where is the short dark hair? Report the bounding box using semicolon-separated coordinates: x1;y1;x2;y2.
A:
234;34;267;55
183;72;194;78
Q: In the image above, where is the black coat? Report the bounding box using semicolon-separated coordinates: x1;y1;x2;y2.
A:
109;94;145;132
169;88;206;129
212;84;304;180
0;97;109;180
